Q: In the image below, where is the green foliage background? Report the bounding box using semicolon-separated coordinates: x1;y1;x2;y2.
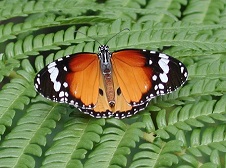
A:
1;0;226;167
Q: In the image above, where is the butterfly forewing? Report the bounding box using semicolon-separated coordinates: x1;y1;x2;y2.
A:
34;53;100;108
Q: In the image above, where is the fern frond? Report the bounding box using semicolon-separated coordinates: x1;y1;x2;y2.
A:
83;119;144;168
177;125;226;167
0;58;19;82
0;15;115;43
99;0;181;21
42;117;105;167
111;21;226;52
183;78;226;97
0;102;66;168
3;20;226;61
130;139;183;167
139;0;187;22
183;0;225;23
153;96;226;139
210;150;222;166
0;75;36;136
0;0;100;21
186;54;226;78
155;77;226;107
0;22;17;42
4;26;76;59
142;113;156;133
143;21;226;34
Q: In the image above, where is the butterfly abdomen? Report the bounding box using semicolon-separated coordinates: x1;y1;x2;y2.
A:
102;69;115;107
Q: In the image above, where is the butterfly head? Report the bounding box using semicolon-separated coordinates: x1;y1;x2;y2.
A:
98;45;112;67
98;45;109;52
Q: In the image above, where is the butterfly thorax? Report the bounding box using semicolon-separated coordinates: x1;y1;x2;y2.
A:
98;45;115;107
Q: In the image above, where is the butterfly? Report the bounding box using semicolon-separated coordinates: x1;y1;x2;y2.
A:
34;44;188;119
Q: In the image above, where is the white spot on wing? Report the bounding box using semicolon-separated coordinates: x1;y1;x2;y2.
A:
158;83;164;89
160;90;164;94
37;78;40;85
60;97;68;102
49;67;59;81
162;59;169;65
48;67;62;92
48;62;57;69
154;85;158;90
54;81;61;92
152;75;157;81
35;84;38;89
181;66;184;73
63;82;68;88
59;91;64;97
158;59;169;73
149;60;152;65
159;53;169;59
159;73;168;83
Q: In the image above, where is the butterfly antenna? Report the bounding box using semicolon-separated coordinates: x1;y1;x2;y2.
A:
105;28;130;45
75;30;102;46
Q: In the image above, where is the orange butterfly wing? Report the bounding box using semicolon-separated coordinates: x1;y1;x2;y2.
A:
112;50;153;103
66;53;100;107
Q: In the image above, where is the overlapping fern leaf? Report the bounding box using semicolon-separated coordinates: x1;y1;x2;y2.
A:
1;0;226;167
